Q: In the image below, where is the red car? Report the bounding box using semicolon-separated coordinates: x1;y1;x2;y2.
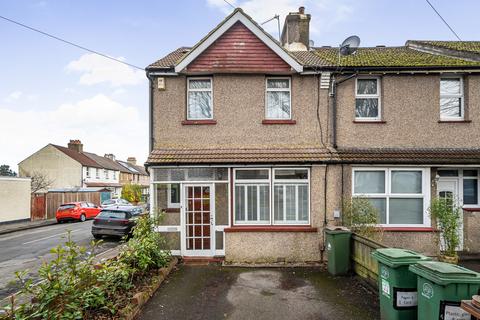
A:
56;202;102;223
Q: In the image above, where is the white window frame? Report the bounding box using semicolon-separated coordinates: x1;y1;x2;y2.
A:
355;77;381;121
352;167;431;227
272;168;310;225
167;183;181;209
104;169;109;179
440;76;464;121
265;77;292;120
233;168;271;225
95;168;99;179
187;77;213;120
438;168;480;208
233;167;311;226
86;167;90;178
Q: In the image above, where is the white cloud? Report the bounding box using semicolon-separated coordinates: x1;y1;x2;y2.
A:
66;53;145;87
4;90;23;102
0;94;147;170
206;0;355;36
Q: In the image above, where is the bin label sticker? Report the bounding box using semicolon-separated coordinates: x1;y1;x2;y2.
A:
421;283;434;299
395;290;417;308
380;266;389;279
381;279;390;298
443;304;470;320
327;242;331;251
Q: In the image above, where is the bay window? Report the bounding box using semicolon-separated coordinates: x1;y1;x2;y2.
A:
266;78;291;119
234;168;310;225
353;168;429;226
187;78;213;120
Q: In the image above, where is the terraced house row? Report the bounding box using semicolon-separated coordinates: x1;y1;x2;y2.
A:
145;7;480;262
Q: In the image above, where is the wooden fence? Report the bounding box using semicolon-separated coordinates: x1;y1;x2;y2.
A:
45;192;104;219
351;233;387;288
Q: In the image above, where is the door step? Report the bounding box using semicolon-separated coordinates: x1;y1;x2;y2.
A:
182;256;224;265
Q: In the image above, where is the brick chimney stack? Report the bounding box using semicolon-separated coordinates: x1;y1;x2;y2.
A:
127;157;137;165
280;6;311;51
67;139;83;153
104;153;116;161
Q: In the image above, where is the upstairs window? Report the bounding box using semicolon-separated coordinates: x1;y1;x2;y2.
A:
355;78;380;120
104;169;108;179
266;78;291;119
86;167;90;178
187;78;213;120
440;77;463;120
95;168;99;179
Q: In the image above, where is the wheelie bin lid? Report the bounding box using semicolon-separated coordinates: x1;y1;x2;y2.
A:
409;261;480;285
325;226;351;234
371;248;431;268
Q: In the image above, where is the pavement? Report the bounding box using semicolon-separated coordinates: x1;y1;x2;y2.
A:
0;220;120;301
0;219;57;236
138;265;380;320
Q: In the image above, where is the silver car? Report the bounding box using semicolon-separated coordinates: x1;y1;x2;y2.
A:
101;198;132;208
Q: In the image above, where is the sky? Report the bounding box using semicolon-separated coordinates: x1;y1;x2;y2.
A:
1;0;479;171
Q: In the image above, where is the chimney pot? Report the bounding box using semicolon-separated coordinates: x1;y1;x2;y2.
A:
104;153;115;161
67;139;83;153
127;157;137;165
299;6;305;14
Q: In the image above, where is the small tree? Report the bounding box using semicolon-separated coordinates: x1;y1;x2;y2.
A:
342;196;383;241
121;184;142;204
429;197;461;258
0;165;16;177
25;171;54;193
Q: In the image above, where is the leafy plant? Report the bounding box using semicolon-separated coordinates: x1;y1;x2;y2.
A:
342;196;383;241
121;183;143;204
429;196;461;257
1;213;170;319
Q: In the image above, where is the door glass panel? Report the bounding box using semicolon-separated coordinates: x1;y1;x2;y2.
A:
185;186;211;251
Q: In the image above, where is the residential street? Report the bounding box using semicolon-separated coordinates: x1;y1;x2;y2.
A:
0;221;120;301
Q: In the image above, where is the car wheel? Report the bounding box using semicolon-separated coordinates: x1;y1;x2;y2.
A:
57;219;62;224
80;214;86;222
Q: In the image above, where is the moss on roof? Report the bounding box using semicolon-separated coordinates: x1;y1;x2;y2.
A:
311;46;480;68
412;41;480;54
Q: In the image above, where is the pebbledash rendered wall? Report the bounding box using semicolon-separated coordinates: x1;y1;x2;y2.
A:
0;177;31;223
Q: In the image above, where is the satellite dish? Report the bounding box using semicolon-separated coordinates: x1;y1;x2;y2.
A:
339;35;360;56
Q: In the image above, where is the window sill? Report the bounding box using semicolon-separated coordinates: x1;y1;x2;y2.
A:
262;119;297;125
463;207;480;212
438;120;471;123
181;120;217;125
353;120;386;124
225;226;317;233
381;227;437;232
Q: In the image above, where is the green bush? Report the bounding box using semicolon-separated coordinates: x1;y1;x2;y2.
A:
342;196;383;241
1;213;170;319
121;184;143;204
429;197;461;257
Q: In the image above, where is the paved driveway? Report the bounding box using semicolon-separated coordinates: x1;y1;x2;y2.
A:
139;265;380;320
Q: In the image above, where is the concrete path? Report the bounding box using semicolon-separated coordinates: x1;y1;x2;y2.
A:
139;265;380;320
0;220;120;301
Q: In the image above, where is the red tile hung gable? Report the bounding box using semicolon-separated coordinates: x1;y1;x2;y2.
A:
186;22;292;73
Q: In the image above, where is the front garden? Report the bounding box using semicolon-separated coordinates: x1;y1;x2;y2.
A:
0;213;172;320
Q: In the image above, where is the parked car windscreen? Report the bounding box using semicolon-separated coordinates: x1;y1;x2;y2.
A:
102;200;115;205
58;204;76;211
98;210;128;219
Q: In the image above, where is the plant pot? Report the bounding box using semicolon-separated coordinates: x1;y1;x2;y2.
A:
438;254;459;264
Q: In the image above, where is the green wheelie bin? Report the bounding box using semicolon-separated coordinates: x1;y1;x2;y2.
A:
371;248;431;320
325;227;351;276
409;261;480;320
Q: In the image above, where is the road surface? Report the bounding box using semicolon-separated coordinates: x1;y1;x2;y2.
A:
0;220;120;301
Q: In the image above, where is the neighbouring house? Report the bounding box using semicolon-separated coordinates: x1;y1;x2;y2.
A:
145;7;480;262
117;157;150;197
18;140;149;199
0;177;31;223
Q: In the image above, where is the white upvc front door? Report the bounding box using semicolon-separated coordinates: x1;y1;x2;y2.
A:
181;184;215;256
437;178;464;251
